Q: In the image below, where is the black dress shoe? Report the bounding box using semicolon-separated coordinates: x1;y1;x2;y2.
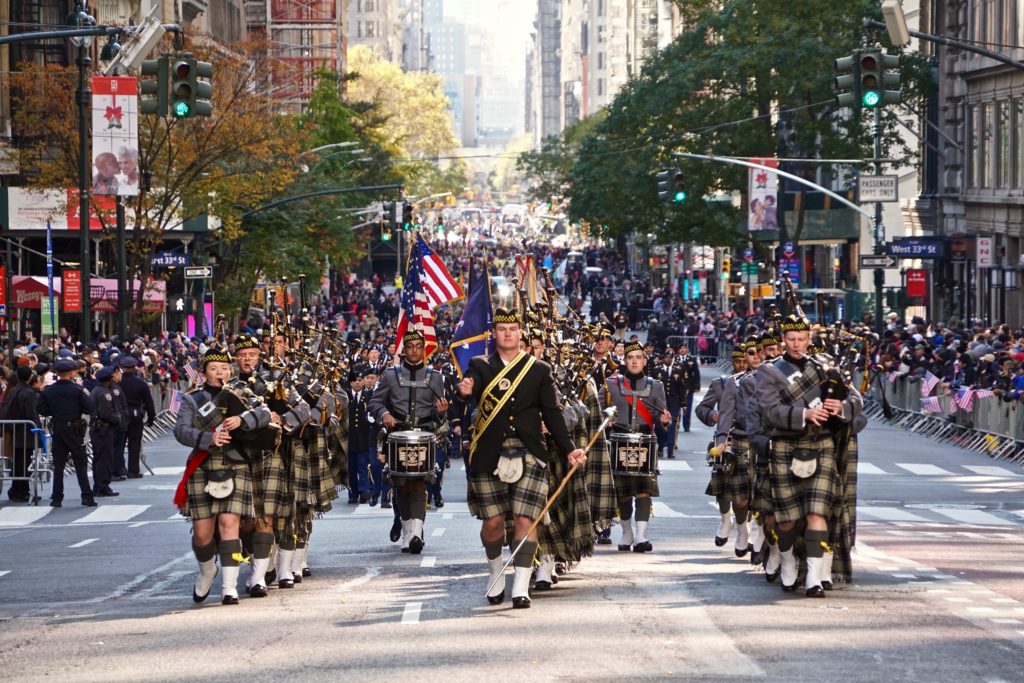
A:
222;595;239;605
82;498;98;507
50;500;63;508
409;536;425;555
735;544;752;558
370;495;379;507
822;580;833;591
765;570;779;583
113;474;128;481
805;585;826;598
278;578;294;589
533;580;552;591
434;494;444;508
617;544;632;552
359;491;371;503
597;537;613;545
265;569;277;586
382;499;392;509
487;592;505;606
633;541;652;553
714;536;728;547
248;585;268;598
389;518;402;542
347;497;358;504
8;494;30;503
95;489;120;497
401;546;411;554
302;567;311;578
127;472;144;479
512;596;531;609
781;582;797;593
292;572;302;584
667;453;676;459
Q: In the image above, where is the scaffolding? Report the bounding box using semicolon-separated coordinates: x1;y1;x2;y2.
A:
247;0;344;111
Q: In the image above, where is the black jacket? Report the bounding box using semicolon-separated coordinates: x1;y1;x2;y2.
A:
2;383;41;448
347;387;373;454
119;372;156;422
464;352;576;475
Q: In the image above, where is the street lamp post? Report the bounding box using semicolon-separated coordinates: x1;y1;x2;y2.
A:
68;1;95;344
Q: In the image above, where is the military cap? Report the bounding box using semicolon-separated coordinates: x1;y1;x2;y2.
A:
779;314;811;333
493;308;520;325
233;334;261;352
623;340;645;356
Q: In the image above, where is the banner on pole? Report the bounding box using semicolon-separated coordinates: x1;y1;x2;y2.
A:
41;297;59;337
748;158;779;231
91;76;140;197
63;270;82;312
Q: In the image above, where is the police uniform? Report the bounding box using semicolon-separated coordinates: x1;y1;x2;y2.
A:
652;354;684;458
118;356;155;478
111;373;130;479
37;359;96;507
368;330;447;554
89;366;122;497
755;316;863;596
602;341;668;553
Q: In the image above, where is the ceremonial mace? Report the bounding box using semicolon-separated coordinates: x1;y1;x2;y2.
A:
484;406;618;598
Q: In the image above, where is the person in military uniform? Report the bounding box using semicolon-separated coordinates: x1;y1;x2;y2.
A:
652;350;683;459
369;330;448;554
89;365;122;497
603;340;671;553
118;356;155;478
458;308;587;609
173;347;273;605
430;354;462;508
589;324;617;545
37;358;96;508
755;316;863;597
675;342;701;433
346;370;374;504
744;333;779;573
696;344;746;546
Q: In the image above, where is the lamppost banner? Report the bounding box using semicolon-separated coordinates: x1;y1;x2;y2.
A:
748;157;779;231
91;76;139;197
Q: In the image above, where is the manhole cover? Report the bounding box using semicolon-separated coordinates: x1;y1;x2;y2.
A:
905;503;986;510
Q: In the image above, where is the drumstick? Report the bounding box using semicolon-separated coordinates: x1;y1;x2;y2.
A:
484;406;617;599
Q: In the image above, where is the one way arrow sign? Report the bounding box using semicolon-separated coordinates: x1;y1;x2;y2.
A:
859;255;898;269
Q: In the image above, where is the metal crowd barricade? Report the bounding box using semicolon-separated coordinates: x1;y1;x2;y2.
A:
143;380;188;446
0;419;52;505
865;374;1024;466
664;335;727;367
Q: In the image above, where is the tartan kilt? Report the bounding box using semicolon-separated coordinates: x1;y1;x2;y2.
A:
613;472;659;498
769;431;839;524
252;446;293;519
582;397;617;524
292;436;315;508
314;431;340;510
704;437;752;502
467;453;548;521
538;436;594;563
750;461;774;516
181;463;254;521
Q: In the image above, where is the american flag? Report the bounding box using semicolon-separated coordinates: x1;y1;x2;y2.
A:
395;234;463;359
953;386;974;412
921;396;942;414
886;371;898;383
921;371;940;397
168;390;183;414
974;389;995;400
183;362;200;385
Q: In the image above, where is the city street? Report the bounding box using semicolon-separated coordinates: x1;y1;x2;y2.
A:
1;379;1023;682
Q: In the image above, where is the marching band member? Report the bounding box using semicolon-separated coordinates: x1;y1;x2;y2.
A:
173;347;272;605
458;309;586;609
603;340;671;553
368;330;449;554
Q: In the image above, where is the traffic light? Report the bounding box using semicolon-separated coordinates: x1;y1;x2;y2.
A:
834;52;860;109
402;201;413;229
656;168;674;203
389;200;401;230
722;256;731;279
858;48;883;108
672;170;686;202
170;57;196;118
139;56;168;116
381;228;392;242
193;59;213;117
880;53;901;106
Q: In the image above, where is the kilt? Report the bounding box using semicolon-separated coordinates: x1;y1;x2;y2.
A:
251;446;293;519
538;435;593;563
468;452;548;521
769;431;839;524
292;437;315;508
749;461;774;516
704;438;751;503
581;391;617;524
613;472;659;498
181;463;254;521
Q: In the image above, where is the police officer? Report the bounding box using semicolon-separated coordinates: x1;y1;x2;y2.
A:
37;358;96;507
118;356;155;478
89;365;122;497
110;364;130;480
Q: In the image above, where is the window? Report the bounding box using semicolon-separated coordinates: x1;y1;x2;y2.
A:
982;102;994;188
598;78;605;96
598;0;605;16
597;25;605;43
598;51;604;69
365;0;374;10
997;100;1011;187
366;21;375;37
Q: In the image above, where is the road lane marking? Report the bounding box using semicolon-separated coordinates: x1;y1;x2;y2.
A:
0;570;10;578
963;465;1022;477
0;506;52;527
857;463;888;475
653;502;686;518
857;506;931;523
934;509;1016;527
991;618;1022;624
72;505;149;524
69;538;98;548
431;527;446;537
896;463;955;476
128;521;148;528
658;460;693;472
420;556;437;568
150;467;185;476
401;601;423;624
335;566;381;592
442;513;453;520
944;597;972;603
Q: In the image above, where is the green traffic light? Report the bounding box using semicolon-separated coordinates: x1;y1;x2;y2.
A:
674;190;687;202
172;100;191;118
862;90;880;107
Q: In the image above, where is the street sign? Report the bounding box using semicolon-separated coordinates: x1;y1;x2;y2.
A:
859;175;899;202
886;238;945;258
151;252;190;268
859;255;898;269
184;266;213;279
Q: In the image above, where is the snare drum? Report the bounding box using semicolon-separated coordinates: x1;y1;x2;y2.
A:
386;430;437;477
609;432;658;477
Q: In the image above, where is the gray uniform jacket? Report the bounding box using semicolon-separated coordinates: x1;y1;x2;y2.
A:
755;355;863;436
173;385;272;454
603;373;668;433
369;362;446;429
695;376;725;427
714;372;750;446
744;365;772;461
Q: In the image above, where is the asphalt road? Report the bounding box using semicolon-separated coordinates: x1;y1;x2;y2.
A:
1;372;1023;682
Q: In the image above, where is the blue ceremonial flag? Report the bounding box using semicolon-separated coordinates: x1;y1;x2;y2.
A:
449;263;494;377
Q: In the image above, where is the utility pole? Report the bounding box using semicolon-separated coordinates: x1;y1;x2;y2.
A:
872;106;885;333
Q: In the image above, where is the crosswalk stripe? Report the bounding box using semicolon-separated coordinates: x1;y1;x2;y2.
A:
401;602;423;624
71;505;149;524
933;508;1016;527
653;502;686;518
896;463;955;476
68;538;98;548
150;466;185;476
963;465;1023;478
0;506;52;527
0;570;11;578
858;463;889;475
857;506;931;523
